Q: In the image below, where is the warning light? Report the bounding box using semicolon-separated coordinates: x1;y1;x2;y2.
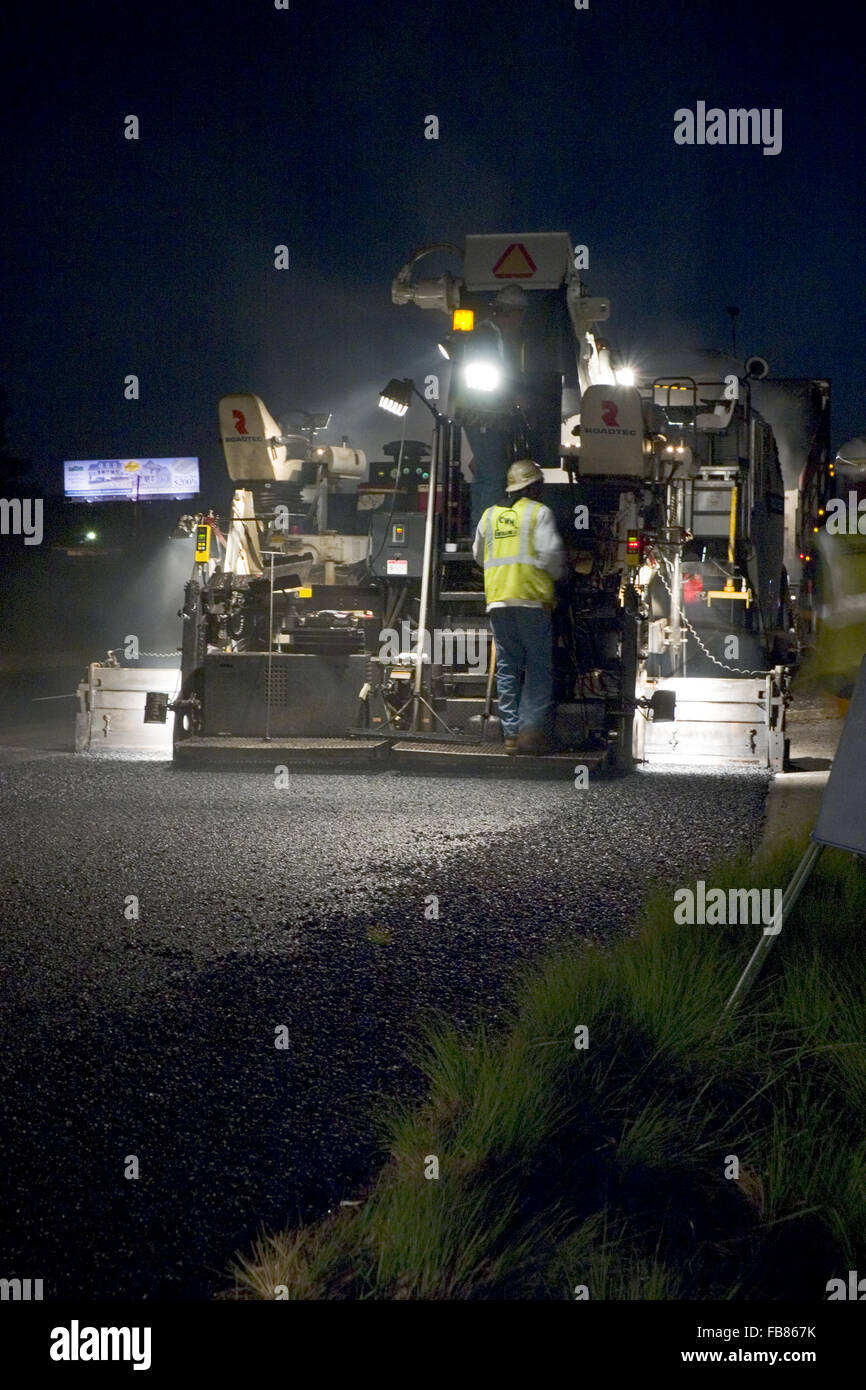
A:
683;573;704;603
626;531;640;566
813;525;819;533
452;309;474;332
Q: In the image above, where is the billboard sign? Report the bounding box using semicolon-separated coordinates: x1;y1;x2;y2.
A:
64;458;200;501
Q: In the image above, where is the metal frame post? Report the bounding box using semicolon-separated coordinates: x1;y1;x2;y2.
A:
722;839;824;1015
412;404;441;729
265;550;275;741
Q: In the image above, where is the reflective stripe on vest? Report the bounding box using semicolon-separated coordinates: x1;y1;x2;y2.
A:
481;498;554;605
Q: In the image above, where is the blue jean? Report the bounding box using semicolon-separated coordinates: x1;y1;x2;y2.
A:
466;427;511;532
489;606;553;737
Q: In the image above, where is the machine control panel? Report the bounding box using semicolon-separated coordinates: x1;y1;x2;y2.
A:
194;525;211;563
369;511;435;579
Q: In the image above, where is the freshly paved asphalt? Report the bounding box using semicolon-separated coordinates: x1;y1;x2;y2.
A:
0;669;771;1297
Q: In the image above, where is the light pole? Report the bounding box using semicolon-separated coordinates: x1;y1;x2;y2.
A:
377;377;450;733
261;549;278;741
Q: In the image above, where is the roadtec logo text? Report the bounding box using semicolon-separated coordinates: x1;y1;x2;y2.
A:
49;1320;152;1371
585;401;637;435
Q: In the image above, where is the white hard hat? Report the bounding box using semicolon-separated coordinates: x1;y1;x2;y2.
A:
493;285;529;310
505;459;543;492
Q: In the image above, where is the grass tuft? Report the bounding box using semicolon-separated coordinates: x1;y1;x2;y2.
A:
228;827;866;1299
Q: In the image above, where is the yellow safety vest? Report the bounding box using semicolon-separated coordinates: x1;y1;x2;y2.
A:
480;497;555;605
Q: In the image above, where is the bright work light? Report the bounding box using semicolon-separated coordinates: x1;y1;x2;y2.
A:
464;361;501;392
378;378;413;416
615;366;636;386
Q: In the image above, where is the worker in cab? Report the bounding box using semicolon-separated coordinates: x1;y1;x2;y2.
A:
473;459;565;755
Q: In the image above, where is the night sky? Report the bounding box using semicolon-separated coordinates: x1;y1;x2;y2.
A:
3;0;864;502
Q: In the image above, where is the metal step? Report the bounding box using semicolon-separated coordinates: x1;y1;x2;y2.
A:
173;736;391;768
448;670;492;685
439;590;485;602
391;741;610;779
171;733;617;777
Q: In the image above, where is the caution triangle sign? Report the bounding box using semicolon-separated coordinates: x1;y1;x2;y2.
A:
491;242;538;278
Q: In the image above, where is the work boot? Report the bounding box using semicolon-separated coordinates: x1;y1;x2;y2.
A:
503;735;519;755
516;727;554;757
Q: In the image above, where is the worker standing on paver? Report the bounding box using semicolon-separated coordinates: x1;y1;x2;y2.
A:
473;459;565;755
